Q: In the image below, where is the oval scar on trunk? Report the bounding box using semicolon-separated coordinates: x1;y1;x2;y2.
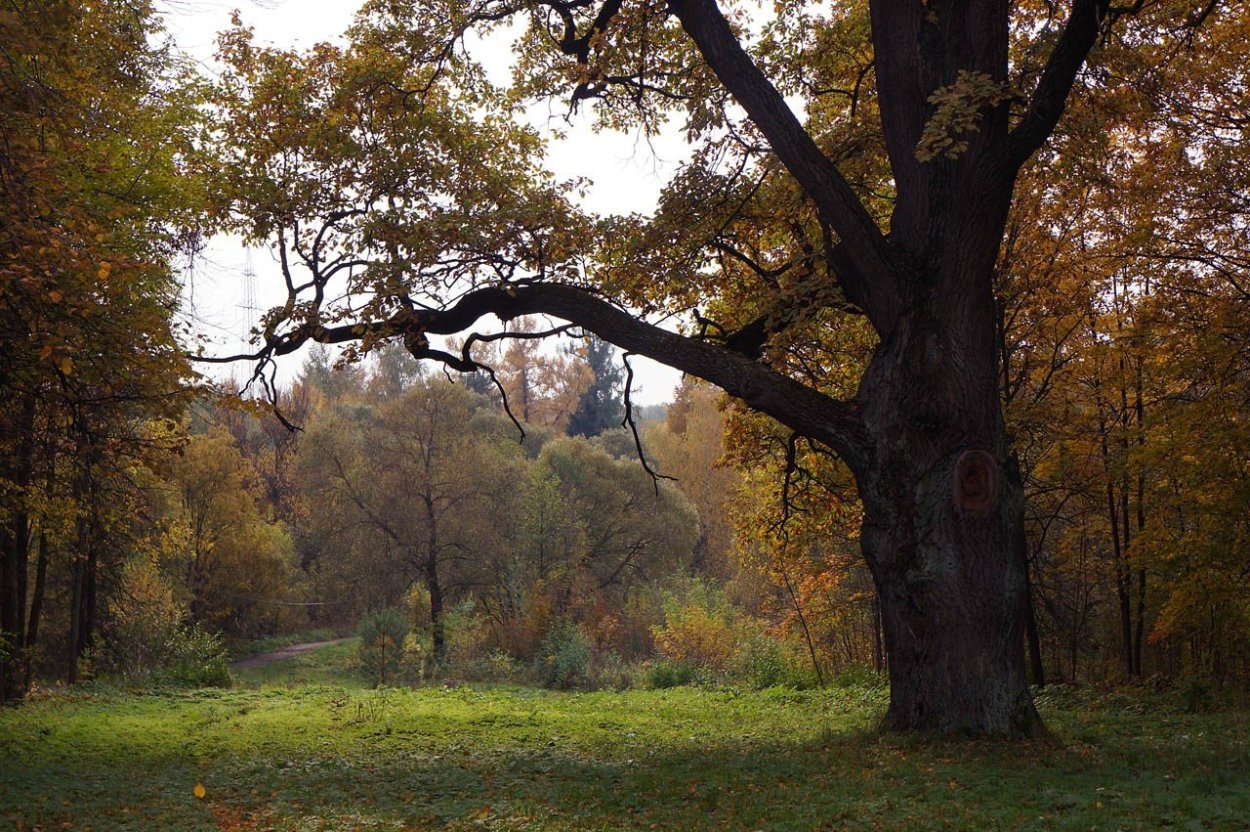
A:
953;449;1000;516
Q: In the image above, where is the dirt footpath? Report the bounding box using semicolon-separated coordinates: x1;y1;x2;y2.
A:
230;638;351;669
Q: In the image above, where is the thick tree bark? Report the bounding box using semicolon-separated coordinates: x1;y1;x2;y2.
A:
854;271;1042;734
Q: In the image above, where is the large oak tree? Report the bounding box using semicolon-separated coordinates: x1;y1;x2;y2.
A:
206;0;1234;734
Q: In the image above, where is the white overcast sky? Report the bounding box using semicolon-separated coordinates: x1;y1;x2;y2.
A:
165;0;687;404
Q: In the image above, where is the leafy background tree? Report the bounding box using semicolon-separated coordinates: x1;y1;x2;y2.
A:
0;0;203;698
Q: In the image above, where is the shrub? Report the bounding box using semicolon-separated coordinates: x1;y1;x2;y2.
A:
105;557;186;677
650;580;748;674
357;608;408;687
738;635;790;688
646;659;710;689
485;649;521;680
831;663;885;689
426;598;509;682
1182;677;1213;714
159;624;231;688
537;620;592;689
399;632;429;683
736;634;825;689
589;651;644;691
404;584;432;636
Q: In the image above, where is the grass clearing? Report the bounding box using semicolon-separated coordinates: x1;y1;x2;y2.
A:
3;643;1247;831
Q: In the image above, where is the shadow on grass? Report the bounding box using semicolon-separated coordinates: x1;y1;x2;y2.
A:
4;700;1248;831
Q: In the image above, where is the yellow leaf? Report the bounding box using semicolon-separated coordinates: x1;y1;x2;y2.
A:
193;783;206;800
58;357;73;376
97;262;112;279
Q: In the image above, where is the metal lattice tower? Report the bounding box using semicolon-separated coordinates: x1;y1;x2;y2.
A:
242;248;258;352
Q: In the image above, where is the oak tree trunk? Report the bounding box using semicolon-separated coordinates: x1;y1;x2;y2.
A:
853;249;1041;735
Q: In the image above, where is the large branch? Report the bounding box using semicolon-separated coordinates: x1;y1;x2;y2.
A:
1007;0;1111;167
209;283;871;473
665;0;900;330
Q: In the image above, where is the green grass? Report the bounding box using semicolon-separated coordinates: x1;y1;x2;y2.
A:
3;645;1247;831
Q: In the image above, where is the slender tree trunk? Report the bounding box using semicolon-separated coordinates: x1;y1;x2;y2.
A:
871;596;885;674
427;557;444;661
1012;488;1046;687
1024;569;1046;687
25;441;56;682
67;551;85;685
78;539;98;660
1095;378;1135;678
1108;480;1134;677
423;496;445;661
1119;448;1137;676
779;563;825;687
23;531;49;687
67;451;99;685
0;393;37;703
1132;353;1148;675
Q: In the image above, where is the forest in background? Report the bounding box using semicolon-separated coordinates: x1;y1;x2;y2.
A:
5;321;1248;697
2;0;1249;708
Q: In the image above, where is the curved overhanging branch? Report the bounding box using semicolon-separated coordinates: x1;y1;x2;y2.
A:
198;282;872;475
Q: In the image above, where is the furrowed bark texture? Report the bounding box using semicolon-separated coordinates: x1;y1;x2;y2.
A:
855;287;1038;734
